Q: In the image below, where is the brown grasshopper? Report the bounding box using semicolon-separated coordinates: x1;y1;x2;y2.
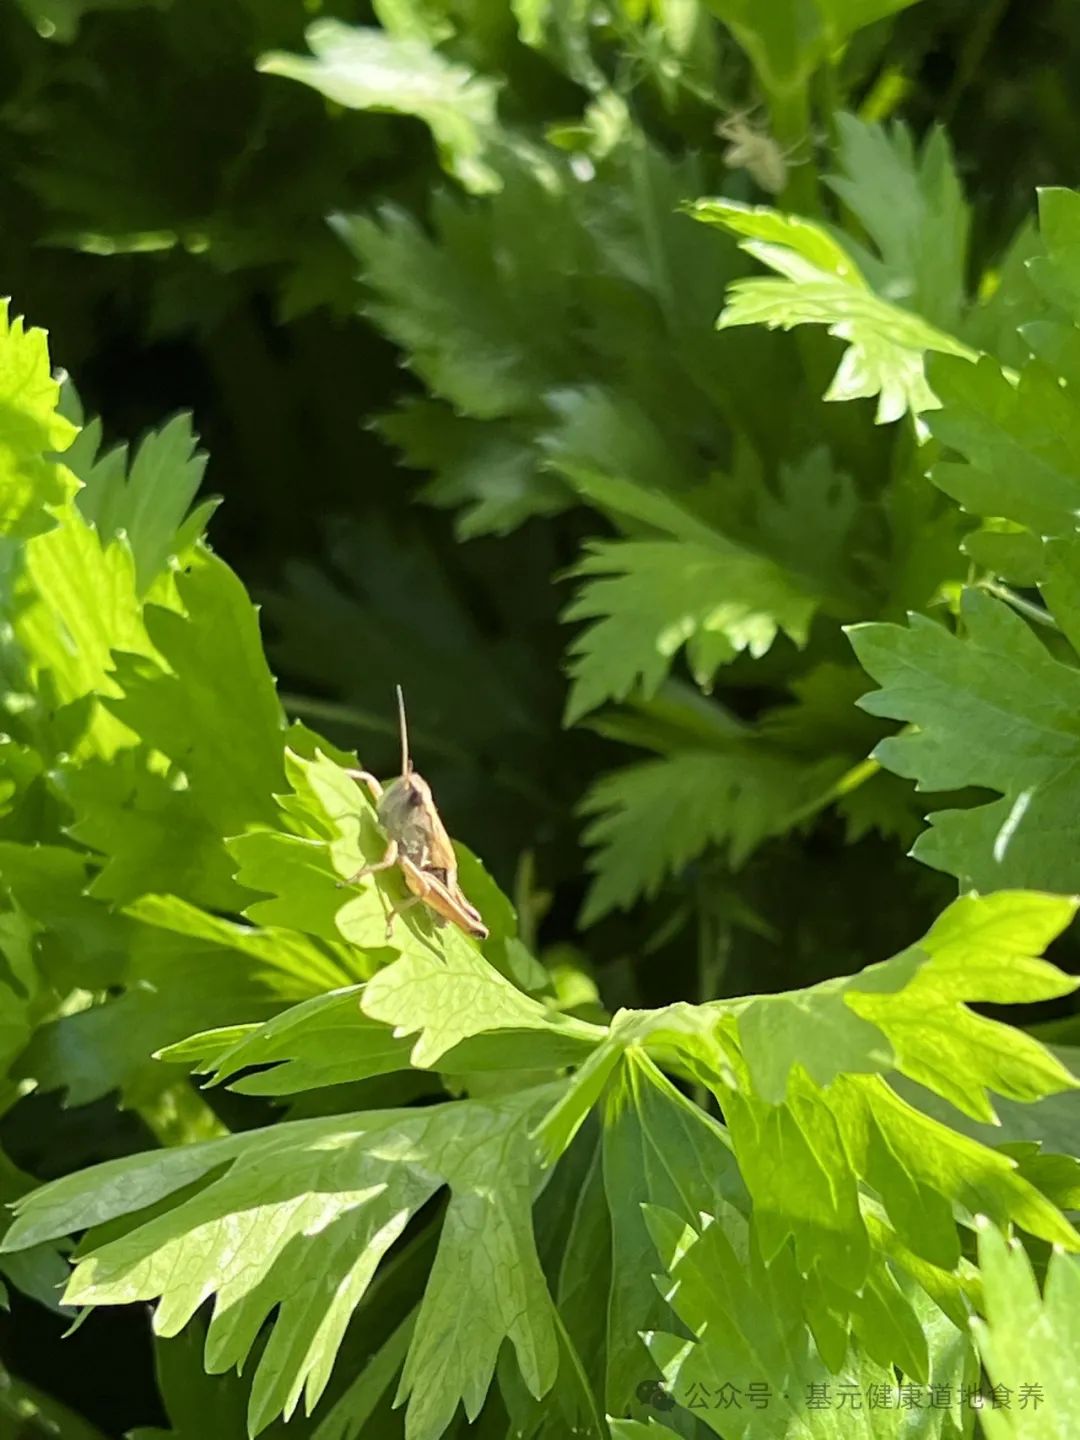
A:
337;686;489;942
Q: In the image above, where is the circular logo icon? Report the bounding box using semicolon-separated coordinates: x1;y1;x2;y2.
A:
636;1379;675;1411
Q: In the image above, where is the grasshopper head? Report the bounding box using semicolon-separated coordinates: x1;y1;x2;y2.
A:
377;771;434;842
377;684;440;852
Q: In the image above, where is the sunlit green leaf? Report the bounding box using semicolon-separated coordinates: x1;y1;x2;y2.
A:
260;21;501;194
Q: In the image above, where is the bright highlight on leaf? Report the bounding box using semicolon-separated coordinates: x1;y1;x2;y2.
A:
688;195;977;423
0;300;76;539
259;21;502;195
2;1087;562;1439
67;407;217;595
530;888;1080;1361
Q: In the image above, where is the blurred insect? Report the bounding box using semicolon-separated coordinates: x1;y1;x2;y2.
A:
716;110;808;195
338;686;488;942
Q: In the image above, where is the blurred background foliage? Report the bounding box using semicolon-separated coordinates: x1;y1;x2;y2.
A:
2;0;1080;1432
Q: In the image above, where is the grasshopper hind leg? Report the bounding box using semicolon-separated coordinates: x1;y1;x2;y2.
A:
383;893;425;940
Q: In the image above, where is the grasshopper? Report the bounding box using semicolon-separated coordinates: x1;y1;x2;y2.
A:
338;686;489;942
715;109;808;195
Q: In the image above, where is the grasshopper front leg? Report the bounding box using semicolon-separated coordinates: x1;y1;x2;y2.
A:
337;845;427;941
336;836;406;938
336;837;398;889
345;769;384;802
338;767;392;887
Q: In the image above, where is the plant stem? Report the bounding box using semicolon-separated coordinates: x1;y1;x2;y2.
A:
981;581;1060;632
629;133;678;332
816;59;843;152
692;880;731;1112
941;0;1010;123
771;84;819;216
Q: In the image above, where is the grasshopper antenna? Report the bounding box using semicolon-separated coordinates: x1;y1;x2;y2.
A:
396;684;412;778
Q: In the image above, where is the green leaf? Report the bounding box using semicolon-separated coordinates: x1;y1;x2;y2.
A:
972;1219;1080;1438
228;748;388;949
748;448;862;598
105;552;286;835
825;114;969;331
378;400;567;539
963;218;1050;368
310;1309;417;1440
704;0;823;97
159;989;412;1096
643;1197;973;1438
226;748;508;972
555;414;862;727
600;1052;746;1420
0;841;133;993
69;411;215;594
734;890;1079;1118
53;548;289;908
332;177;575;421
561;447;861;615
962;521;1046;588
37;541;288;910
606;1423;683;1440
0;301;76;540
816;0;929;48
259;21;501;195
689;197;976;423
0;1360;109;1440
2;1086;561;1440
541;387;702;522
360;935;603;1071
0;907;41;1079
720;1059;1073;1351
58;749;245;910
579;747;849;923
703;0;926;100
850;568;1080;891
7;500;157;761
925;187;1080;578
164;935;603;1097
928;351;1080;550
134;1324;249;1440
893;1045;1080;1169
1028;186;1080;313
0;1149;70;1316
532;1036;626;1165
563;539;819;724
8;520;285;907
17;894;357;1108
705;893;1080;1287
550;1134;610;1421
539;892;1080;1344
